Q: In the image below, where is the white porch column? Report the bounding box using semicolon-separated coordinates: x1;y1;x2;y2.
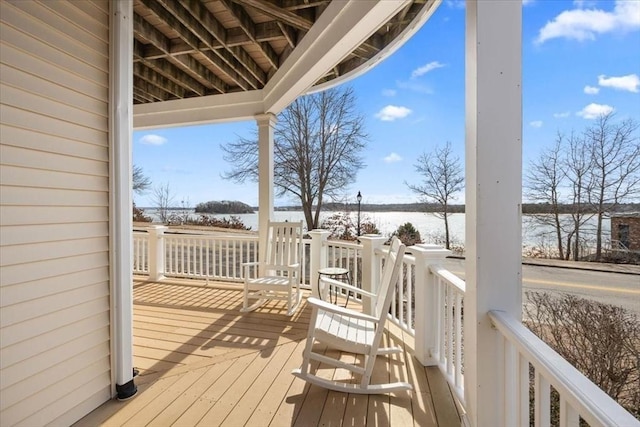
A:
359;235;386;315
465;1;522;426
309;229;330;298
109;0;136;400
148;225;167;281
411;244;450;366
256;113;276;269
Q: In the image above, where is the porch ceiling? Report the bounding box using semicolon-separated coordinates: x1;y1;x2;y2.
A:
132;0;440;128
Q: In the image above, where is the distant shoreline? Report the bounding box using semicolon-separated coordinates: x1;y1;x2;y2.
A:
138;202;640;215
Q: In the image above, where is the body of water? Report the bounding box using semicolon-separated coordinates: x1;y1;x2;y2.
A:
142;209;611;250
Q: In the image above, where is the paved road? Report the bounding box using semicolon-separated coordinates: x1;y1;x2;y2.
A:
441;258;640;315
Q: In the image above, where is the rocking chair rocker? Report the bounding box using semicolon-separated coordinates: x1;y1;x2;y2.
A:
292;237;412;394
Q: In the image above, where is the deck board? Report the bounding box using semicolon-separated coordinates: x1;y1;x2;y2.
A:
75;278;461;427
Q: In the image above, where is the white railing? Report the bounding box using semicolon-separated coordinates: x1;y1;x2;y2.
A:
489;310;639;427
326;240;362;287
132;226;311;285
132;231;149;274
431;264;466;402
164;233;258;281
389;250;416;334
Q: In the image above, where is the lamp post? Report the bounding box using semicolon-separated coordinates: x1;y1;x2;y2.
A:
356;191;362;236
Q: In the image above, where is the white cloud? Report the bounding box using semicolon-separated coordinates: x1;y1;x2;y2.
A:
573;0;597;8
381;89;397;97
411;61;446;78
598;73;640;93
535;0;640;44
554;111;571;118
530;120;543;128
396;80;433;94
384;152;403;163
375;105;412;121
584;85;600;94
576;103;614;119
139;134;168;145
445;0;465;9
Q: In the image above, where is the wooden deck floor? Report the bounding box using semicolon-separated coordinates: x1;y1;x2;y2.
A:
75;278;462;427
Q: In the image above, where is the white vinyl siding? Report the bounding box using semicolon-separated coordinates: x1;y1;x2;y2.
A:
0;1;112;426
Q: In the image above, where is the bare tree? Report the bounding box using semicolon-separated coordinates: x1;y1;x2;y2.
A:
405;141;464;249
152;182;175;224
565;132;595;261
222;86;367;230
133;165;151;194
525;134;567;259
586;113;640;261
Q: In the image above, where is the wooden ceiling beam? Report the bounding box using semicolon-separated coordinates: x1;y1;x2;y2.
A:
134;13;227;93
172;54;227;93
219;0;279;70
133;13;170;53
133;88;156;103
174;0;267;86
139;0;252;90
136;21;286;58
134;40;209;95
134;62;187;98
232;0;313;31
133;76;172;101
229;1;380;60
277;22;297;49
282;0;330;11
139;56;207;96
171;0;267;89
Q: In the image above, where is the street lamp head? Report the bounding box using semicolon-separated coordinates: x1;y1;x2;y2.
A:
356;191;362;203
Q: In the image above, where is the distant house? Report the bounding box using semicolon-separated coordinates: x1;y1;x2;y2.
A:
611;213;640;252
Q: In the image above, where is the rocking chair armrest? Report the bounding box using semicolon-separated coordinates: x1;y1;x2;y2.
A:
307;297;379;323
318;277;376;299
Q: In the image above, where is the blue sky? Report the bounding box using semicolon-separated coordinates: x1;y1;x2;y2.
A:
133;0;640;208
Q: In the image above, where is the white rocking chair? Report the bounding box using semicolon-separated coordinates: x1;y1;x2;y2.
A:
292;237;412;394
241;221;303;316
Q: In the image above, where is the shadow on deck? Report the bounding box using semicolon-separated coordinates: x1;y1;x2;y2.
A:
74;277;462;426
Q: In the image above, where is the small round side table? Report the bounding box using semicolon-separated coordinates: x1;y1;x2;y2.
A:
317;267;351;306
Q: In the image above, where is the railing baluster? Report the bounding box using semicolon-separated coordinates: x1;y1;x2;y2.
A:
187;238;192;275
225;239;230;278
560;395;579;427
535;370;551;427
519;354;529;427
407;264;413;331
197;238;202;276
505;339;517;426
180;237;185;275
232;239;237;279
206;239;210;276
167;238;173;274
398;264;405;328
216;238;221;277
438;277;445;365
455;291;463;388
446;286;454;376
